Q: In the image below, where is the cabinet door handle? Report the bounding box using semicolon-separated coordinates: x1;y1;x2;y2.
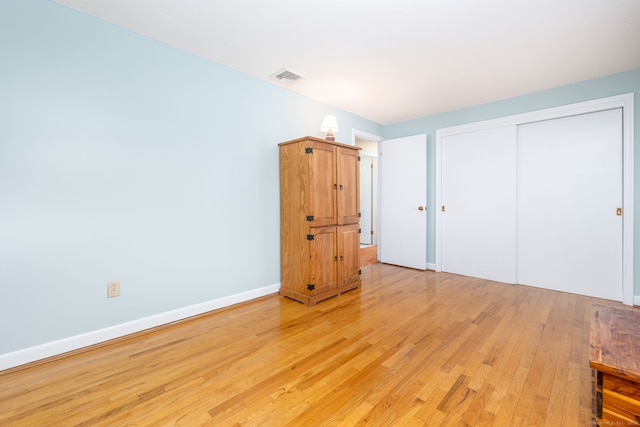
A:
333;184;338;189
340;255;344;261
339;184;344;190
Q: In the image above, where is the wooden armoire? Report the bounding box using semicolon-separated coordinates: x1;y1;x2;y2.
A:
279;136;361;305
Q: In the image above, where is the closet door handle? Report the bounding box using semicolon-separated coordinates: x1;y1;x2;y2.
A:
418;206;425;211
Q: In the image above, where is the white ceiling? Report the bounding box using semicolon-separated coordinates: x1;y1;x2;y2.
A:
54;0;640;125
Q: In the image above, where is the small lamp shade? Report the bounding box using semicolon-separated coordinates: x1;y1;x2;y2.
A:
320;115;339;141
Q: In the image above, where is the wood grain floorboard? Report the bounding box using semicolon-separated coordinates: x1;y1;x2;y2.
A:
360;245;378;267
0;263;634;426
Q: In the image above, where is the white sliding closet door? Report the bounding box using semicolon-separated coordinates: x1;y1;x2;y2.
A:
517;108;623;300
441;126;517;284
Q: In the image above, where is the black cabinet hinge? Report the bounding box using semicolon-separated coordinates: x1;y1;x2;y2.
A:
358;212;361;218
358;269;362;275
307;284;315;291
358;156;361;161
306;215;314;222
358;228;362;234
306;234;315;241
305;147;313;154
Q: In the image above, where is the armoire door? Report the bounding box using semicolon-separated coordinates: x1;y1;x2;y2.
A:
309;225;338;295
336;147;360;225
517;108;623;301
337;223;361;288
308;142;337;227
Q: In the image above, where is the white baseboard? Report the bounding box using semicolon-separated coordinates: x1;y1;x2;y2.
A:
634;295;640;306
0;283;280;372
426;263;436;271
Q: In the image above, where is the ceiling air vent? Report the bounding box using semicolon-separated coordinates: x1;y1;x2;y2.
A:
270;68;303;84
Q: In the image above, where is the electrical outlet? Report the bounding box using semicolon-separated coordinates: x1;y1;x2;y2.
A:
108;280;120;298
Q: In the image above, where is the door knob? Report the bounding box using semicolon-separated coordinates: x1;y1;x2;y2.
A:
418;206;425;211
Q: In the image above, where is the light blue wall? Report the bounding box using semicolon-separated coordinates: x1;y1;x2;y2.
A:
0;0;382;354
384;68;640;294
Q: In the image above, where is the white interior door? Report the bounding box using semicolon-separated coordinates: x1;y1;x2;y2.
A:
359;155;373;245
517;108;623;300
379;134;427;270
440;126;517;283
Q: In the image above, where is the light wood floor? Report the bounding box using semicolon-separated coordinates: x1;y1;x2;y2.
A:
360;245;378;267
0;263;632;426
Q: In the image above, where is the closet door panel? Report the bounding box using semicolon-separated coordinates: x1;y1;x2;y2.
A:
517;108;623;301
441;126;517;284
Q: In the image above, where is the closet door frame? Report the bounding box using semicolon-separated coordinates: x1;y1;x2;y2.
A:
435;93;635;305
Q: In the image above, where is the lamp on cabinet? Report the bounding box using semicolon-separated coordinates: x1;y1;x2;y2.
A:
320;115;339;141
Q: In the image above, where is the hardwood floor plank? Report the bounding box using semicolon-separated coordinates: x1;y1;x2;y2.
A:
0;263;634;426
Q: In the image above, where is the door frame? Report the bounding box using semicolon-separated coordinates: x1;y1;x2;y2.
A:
352;129;383;255
358;154;375;245
435;93;634;305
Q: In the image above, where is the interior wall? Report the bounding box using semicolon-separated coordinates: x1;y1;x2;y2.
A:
384;68;640;295
0;0;382;355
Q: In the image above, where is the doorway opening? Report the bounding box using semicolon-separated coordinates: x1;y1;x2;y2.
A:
353;130;382;267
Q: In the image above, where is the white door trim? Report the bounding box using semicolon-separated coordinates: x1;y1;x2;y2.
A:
352;129;384;145
352;129;384;259
435;93;634;305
